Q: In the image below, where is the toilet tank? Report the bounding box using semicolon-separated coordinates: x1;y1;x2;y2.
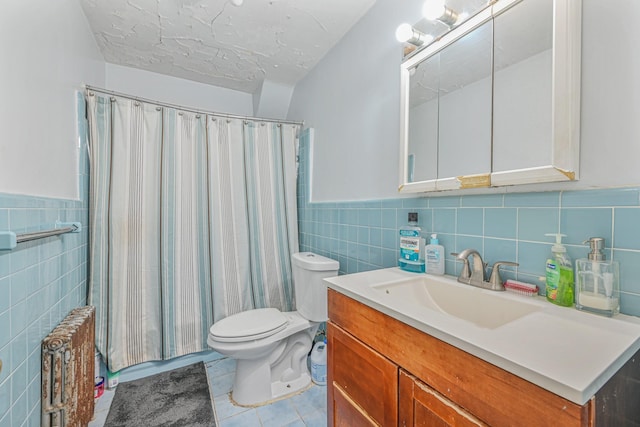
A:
291;252;339;322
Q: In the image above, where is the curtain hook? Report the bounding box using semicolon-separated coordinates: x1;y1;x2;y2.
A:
110;97;116;102
178;112;183;116
211;117;217;122
88;92;94;97
156;107;162;111
196;114;201;119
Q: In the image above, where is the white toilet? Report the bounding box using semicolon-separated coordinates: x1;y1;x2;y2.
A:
207;252;339;406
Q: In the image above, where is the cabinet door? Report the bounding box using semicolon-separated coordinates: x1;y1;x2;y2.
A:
327;322;398;427
399;370;488;427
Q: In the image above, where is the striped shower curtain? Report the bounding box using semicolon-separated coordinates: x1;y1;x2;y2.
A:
87;92;300;372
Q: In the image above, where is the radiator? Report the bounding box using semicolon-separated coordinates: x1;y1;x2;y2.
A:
42;306;96;427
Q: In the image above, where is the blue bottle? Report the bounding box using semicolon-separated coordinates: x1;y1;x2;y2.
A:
398;212;425;273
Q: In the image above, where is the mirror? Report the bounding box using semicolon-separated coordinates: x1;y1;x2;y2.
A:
437;20;492;185
493;0;553;174
407;53;439;184
399;0;581;193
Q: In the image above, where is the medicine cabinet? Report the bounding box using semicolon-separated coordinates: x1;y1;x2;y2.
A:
398;0;581;193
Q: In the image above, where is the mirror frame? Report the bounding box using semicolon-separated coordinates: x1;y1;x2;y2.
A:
398;0;581;193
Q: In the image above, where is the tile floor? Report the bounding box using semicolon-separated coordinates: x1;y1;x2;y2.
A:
89;357;327;427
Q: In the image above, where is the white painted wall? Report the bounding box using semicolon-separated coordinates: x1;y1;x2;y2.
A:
0;0;105;199
105;64;254;116
289;0;640;201
288;0;425;201
252;80;295;120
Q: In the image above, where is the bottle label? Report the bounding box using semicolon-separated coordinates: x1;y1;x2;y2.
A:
546;260;560;300
311;362;326;384
426;248;440;262
400;237;420;261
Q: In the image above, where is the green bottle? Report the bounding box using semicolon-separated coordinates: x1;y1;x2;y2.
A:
545;233;574;306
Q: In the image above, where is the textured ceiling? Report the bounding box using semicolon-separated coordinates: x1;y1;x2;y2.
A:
80;0;376;94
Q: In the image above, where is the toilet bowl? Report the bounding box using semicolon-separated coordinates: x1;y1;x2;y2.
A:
207;252;339;406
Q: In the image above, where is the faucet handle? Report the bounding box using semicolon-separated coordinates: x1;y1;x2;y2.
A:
451;252;470;279
488;261;519;289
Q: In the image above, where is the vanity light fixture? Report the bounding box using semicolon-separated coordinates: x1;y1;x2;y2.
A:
423;0;460;27
395;23;434;46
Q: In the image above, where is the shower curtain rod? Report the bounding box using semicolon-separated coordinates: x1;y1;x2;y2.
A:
84;85;305;127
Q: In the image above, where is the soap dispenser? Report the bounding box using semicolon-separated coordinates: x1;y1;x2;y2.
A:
575;237;620;317
544;233;574;307
425;233;445;275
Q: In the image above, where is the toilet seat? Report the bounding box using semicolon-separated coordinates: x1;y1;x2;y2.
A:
209;308;288;343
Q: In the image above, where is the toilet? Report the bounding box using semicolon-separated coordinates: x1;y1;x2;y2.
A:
207;252;339;406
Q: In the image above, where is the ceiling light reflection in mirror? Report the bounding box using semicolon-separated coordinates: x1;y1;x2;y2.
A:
396;0;491;54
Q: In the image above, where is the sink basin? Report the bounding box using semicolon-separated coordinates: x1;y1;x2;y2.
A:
373;276;541;329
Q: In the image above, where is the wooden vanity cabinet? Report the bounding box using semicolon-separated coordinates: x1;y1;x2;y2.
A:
328;322;397;426
399;370;488;427
327;289;594;427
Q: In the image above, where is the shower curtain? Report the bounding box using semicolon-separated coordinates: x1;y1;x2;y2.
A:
87;92;300;372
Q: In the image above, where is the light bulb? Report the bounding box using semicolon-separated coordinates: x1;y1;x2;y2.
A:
230;0;243;6
423;0;446;21
395;24;433;47
395;23;414;43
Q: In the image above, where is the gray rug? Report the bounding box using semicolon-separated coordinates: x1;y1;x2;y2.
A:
104;362;216;427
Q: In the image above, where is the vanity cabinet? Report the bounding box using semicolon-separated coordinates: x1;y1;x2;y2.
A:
399;370;487;427
328;322;397;426
327;288;609;427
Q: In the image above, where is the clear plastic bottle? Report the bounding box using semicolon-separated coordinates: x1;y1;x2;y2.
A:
310;340;327;386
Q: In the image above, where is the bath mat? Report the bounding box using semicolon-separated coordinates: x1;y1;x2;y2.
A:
104;362;216;427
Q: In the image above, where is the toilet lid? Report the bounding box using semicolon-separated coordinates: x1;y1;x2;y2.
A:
209;308;288;343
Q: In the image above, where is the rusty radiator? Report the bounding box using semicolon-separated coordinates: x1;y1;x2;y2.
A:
42;306;96;427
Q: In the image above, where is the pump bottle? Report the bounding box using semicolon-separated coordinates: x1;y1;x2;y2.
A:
544;233;574;307
425;234;445;275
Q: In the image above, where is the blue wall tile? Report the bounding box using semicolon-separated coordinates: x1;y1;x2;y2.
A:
518;208;559;242
457;208;483;236
613;208;640;250
429;196;460;207
0;192;88;425
614;250;640;294
433;209;456;234
485;208;517;239
562;188;640;207
560;208;613;246
461;194;503;207
297;137;640;317
504;192;560;207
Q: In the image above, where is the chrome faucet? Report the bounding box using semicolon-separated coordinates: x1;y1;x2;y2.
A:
451;249;518;291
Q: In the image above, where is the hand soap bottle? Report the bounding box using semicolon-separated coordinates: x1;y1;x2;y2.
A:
545;233;574;307
399;212;425;273
575;237;620;317
426;233;445;275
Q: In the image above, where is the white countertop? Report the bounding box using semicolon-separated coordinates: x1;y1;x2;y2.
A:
325;267;640;405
